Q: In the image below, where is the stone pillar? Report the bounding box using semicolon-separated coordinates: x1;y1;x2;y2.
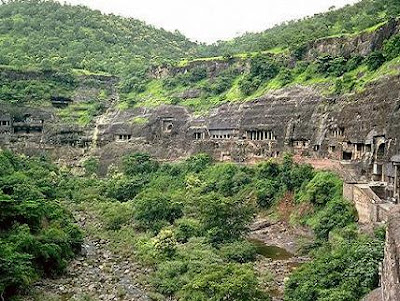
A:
394;165;398;201
382;164;385;182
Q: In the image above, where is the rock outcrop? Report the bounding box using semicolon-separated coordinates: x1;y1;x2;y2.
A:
305;18;400;59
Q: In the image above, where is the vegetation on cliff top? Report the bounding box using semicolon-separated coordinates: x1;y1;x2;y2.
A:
1;0;399;74
198;0;400;57
124;32;400;113
1;0;400;112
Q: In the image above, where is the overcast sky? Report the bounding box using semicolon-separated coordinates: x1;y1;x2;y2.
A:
57;0;360;43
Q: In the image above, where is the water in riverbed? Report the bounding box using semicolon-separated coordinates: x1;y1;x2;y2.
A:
249;238;294;260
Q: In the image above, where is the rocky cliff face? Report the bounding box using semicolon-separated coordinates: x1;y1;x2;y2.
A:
0;72;118;164
2;73;400;181
85;75;400;182
305;18;400;59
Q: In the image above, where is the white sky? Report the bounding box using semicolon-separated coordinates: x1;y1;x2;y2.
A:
57;0;360;43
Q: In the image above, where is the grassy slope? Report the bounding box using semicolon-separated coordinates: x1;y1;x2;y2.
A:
124;53;400;114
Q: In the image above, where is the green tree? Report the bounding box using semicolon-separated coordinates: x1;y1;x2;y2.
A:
195;193;255;244
122;153;159;176
133;190;184;233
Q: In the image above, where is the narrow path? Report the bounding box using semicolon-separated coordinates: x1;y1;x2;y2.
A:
25;210;151;301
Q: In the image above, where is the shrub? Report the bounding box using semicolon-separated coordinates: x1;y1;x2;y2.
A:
133;190;184;233
152;259;189;296
184;154;212;173
219;240;257;263
366;51;386;71
254;179;279;208
250;54;280;81
256;160;280;179
105;175;147;201
239;74;262;95
99;201;134;230
384;34;400;60
239;54;280;95
346;55;364;72
285;236;384;301
187;66;208;83
119;76;147;93
179;263;269;301
122;153;159;176
204;164;252;196
277;68;293;86
327;56;348;76
83;157;99;175
153;228;177;258
195;193;255;244
0;241;36;297
174;218;202;242
292;43;308;60
334;73;356;94
296;172;342;206
311;198;357;240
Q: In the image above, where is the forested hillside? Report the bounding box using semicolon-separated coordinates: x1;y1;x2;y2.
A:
0;0;197;75
199;0;400;57
1;0;400;77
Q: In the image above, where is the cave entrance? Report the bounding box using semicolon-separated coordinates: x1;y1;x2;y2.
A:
343;151;352;161
377;144;385;160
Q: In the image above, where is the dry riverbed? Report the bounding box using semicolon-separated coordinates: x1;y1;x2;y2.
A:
22;205;313;301
21;209;153;301
250;218;313;301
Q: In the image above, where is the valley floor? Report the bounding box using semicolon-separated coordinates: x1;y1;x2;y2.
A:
22;206;152;301
22;202;313;301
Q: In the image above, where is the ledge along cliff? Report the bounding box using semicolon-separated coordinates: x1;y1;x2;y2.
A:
1;15;400;301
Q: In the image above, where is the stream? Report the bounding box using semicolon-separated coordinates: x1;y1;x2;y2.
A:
249;238;295;260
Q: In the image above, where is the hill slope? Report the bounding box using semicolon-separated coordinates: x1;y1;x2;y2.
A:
198;0;400;57
0;0;197;75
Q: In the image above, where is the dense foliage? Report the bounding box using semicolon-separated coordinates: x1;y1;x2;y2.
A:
83;153;316;300
283;171;384;301
0;150;384;300
71;152;381;301
0;151;82;298
0;0;196;75
285;233;384;301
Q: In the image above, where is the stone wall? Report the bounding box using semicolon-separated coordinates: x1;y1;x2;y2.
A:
343;183;395;224
381;206;400;301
